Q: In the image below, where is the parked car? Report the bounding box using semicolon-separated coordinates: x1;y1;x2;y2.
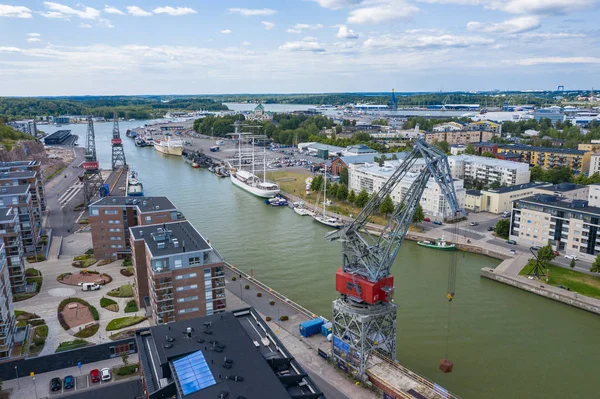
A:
90;369;100;383
565;255;578;260
502;211;510;218
432;221;443;226
63;375;75;390
531;246;541;251
506;240;517;245
80;282;101;291
469;222;479;226
50;377;62;392
487;226;494;231
423;217;431;222
101;367;112;382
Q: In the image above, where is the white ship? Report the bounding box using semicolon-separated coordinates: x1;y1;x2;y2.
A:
154;136;183;156
126;169;144;197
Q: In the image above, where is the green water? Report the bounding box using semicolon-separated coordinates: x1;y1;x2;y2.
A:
74;122;600;398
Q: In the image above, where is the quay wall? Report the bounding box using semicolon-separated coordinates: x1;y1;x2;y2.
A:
481;267;600;315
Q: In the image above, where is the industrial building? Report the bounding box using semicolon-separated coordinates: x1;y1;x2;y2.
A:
88;196;183;259
136;307;325;399
298;142;344;159
496;145;589;174
0;243;16;360
342;144;378;156
129;220;226;324
43;129;75;146
510;195;600;260
448;155;531;188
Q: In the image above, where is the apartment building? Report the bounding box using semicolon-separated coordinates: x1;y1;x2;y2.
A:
130;221;226;324
467;120;502;134
449;155;531;188
496;145;589;173
349;163;466;220
464;182;551;214
0;161;45;212
0;243;15;360
510;195;600;260
89;196;183;259
588;184;600;207
432;122;464;132
0;185;38;255
0;171;44;238
589;153;600;175
534;183;589;201
424;130;495;145
0;208;25;293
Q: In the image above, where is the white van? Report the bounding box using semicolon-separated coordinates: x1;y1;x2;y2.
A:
81;283;100;291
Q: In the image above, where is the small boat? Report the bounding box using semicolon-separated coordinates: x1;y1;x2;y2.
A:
265;196;288;206
192;162;200;168
417;235;455;250
292;201;313;216
126;169;144;197
313;167;344;228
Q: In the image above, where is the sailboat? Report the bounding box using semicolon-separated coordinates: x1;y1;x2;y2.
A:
312;168;344;228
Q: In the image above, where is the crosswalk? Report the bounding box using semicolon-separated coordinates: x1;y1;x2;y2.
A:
58;182;84;209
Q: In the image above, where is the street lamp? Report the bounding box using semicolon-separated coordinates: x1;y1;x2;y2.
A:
32;376;38;399
14;366;19;388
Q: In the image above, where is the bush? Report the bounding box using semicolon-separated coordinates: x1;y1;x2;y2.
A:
98;259;113;266
36;325;48;339
57;312;69;330
26;254;46;263
269;300;275;306
25;268;41;277
115;364;138;376
120;267;134;277
74;324;99;338
124;300;138;313
265;316;272;321
28;319;45;327
280;315;289;321
244;285;250;290
107;284;134;298
256;292;262;297
106;316;146;331
74;254;90;261
56;339;90;352
231;276;237;281
85;248;94;255
122;257;132;267
79;218;90;225
89;305;99;321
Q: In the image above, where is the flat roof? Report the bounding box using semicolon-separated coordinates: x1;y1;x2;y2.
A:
498;144;586;155
0;208;17;222
536;182;587;193
484;182;549;194
450;154;529;168
466;190;481;196
0;171;37;180
130;221;211;257
0;184;30;196
0;160;40;168
137;308;324;399
90;196;176;213
518;195;600;216
338;153;404;165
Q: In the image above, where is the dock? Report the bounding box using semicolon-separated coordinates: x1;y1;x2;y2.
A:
103;166;128;197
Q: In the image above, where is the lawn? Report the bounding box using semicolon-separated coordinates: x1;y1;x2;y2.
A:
107;284;134;298
55;339;91;352
124;300;138;313
112;363;139;380
519;260;600;300
100;297;119;312
74;323;99;338
106;316;145;331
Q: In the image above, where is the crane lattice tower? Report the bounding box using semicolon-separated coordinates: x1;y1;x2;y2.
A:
82;117;104;205
111;110;127;170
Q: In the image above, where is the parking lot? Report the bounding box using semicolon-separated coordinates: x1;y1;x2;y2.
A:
49;373;114;396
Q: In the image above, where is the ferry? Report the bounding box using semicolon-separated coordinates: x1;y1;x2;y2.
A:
126;169;144;197
154;136;183;156
417;236;455;250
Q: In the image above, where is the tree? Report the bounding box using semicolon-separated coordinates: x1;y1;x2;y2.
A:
348;189;356;205
591;254;600;273
464;144;477;155
530;165;545;181
482;152;496;158
310;175;323;192
413;204;425;225
335;124;342;134
340;168;349;186
489;181;501;190
570;258;576;269
342;119;351;127
374;154;388;167
355;189;370;208
434;140;450;154
380;195;395;215
545;166;573;184
122;352;129;365
495;219;510;238
537;244;556;267
337;183;348;201
328;183;339;199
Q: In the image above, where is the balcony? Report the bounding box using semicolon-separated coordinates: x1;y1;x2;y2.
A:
155;304;175;315
153;291;174;303
152;279;173;291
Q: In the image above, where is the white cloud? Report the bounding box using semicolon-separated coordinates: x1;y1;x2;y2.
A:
520;32;586;39
42;2;100;20
153;6;197;16
261;21;275;30
337;25;359;39
0;46;22;53
286;23;324;34
310;0;362;9
79;23;93;28
228;8;277;16
486;0;598;15
104;5;125;15
510;57;600;65
364;33;494;49
27;37;41;43
0;5;32;18
98;18;115;28
28;33;41;37
467;16;541;34
242;41;252;46
220;29;232;34
41;11;68;19
279;38;326;52
127;6;152;17
347;1;419;24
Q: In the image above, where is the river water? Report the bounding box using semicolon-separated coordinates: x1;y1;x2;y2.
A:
44;122;600;399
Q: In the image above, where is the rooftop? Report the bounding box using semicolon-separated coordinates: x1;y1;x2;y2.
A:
498;144;587;155
338;152;405;165
0;160;40;169
0;171;37;181
136;308;324;399
0;208;17;222
466;189;482;196
518;195;600;216
484;182;550;194
306;142;345;153
130;221;211;257
0;184;30;197
536;182;587;193
90;196;177;213
449;154;529;168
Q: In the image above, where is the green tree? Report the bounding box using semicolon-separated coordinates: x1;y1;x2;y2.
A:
495;219;510;238
352;132;371;142
337;184;348;201
537;244;556;267
434;140;450;154
355;189;370;208
348;189;356;205
482;152;496;158
570;258;576;269
591;254;600;273
310;175;323;192
335;125;342;134
339;168;349;186
342;119;351;127
545;166;573;184
328;183;339;199
464;144;477;155
413;204;425;225
530;165;546;181
122;352;129;365
379;195;395;215
489;180;501;190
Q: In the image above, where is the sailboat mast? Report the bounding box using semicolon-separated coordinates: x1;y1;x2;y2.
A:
252;137;255;179
263;140;266;182
323;167;327;217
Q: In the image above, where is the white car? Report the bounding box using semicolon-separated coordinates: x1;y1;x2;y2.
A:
100;368;112;382
565;255;578;261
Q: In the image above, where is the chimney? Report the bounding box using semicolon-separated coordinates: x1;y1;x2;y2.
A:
186;327;192;338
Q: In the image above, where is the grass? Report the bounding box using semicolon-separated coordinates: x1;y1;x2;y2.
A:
519;260;600;300
73;254;98;268
100;297;119;312
45;164;66;182
112;363;139;380
109;329;137;341
55;339;91;353
25;254;46;263
98;259;113;266
74;323;99;338
107;284;134;298
106;316;145;331
30;324;48;355
124;300;138;313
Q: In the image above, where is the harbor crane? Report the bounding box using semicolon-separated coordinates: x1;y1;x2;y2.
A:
111;109;127;170
82;117;104;205
326;139;464;378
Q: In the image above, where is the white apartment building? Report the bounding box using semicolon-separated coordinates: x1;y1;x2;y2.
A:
589;153;600;176
588;183;600;207
449;155;531;187
349;163;466;220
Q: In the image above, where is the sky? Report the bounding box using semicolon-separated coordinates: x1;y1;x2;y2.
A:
0;0;599;96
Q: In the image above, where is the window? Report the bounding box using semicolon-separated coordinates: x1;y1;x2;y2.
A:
108;220;120;224
110;244;123;249
572;245;579;249
189;256;201;266
110;236;120;241
178;307;200;314
109;228;121;232
176;272;197;280
90;208;99;216
173;259;182;269
176;284;198;292
177;295;199;303
104;209;118;215
145;216;152;223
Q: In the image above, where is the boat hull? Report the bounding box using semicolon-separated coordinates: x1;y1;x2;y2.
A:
313;215;344;229
230;174;279;198
417;241;456;250
154;142;183;156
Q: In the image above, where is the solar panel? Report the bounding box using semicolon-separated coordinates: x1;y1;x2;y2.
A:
173;350;216;395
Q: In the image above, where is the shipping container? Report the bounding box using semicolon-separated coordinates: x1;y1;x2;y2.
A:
321;322;332;337
299;318;324;338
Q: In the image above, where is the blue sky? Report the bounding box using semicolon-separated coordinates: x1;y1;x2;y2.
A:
0;0;599;95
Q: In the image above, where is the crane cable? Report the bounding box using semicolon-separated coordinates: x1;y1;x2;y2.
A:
444;213;459;360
